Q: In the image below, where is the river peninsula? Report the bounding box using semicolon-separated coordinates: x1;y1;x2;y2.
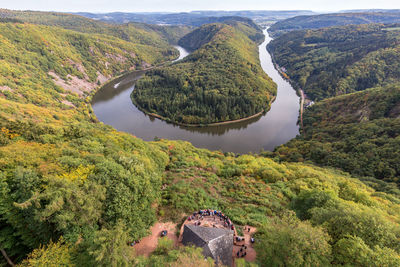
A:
131;20;277;126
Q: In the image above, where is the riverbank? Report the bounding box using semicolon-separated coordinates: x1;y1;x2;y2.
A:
87;46;184;106
299;89;305;129
268;50;305;130
131;96;276;128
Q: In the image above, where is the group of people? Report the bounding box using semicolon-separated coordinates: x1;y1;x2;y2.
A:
235;236;244;242
244;226;255;243
234;225;255;258
187;209;235;231
236;244;248;258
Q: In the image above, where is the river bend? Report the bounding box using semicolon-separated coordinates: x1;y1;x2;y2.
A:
92;30;299;153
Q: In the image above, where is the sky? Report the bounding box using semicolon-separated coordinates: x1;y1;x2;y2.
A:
1;0;400;13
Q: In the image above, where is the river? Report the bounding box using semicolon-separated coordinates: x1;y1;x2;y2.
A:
91;29;300;153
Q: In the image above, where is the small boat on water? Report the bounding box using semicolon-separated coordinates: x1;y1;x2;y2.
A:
113;82;121;89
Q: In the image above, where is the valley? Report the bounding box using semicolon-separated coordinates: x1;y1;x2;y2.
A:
0;7;399;267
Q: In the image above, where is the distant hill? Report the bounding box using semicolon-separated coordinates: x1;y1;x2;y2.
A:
0;9;192;44
178;16;264;50
269;12;400;37
75;10;316;25
341;9;400;13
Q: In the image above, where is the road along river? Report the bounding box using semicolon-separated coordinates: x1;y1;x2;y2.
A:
91;30;300;153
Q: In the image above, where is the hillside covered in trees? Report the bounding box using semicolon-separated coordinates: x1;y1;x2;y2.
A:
1;10;400;267
178;17;265;50
268;24;400;185
0;12;192;266
268;11;400;37
132;21;276;125
274;84;400;184
268;23;400;100
0;9;192;45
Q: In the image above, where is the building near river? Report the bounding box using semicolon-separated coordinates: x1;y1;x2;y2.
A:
181;224;233;266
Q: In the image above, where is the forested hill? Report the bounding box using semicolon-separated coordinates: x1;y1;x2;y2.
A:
0;22;180;107
0;18;179;265
274;84;400;183
268;23;400;185
0;12;400;267
0;9;192;44
268;11;400;37
132;21;276;125
178;17;264;50
177;23;224;51
268;24;400;100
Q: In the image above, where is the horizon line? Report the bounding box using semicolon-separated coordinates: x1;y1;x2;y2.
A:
3;8;400;14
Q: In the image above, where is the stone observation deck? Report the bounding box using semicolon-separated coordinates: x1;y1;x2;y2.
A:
178;210;238;266
179;210;237;238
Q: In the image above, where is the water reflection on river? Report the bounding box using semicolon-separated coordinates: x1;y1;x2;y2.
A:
92;30;300;153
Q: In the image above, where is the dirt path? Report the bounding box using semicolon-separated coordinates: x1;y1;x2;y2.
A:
135;220;257;264
133;222;178;257
233;225;257;264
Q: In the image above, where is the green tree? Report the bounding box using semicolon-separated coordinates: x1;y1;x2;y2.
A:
88;221;132;267
255;213;332;267
333;235;400;267
291;189;338;220
18;237;75;267
309;203;400;250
